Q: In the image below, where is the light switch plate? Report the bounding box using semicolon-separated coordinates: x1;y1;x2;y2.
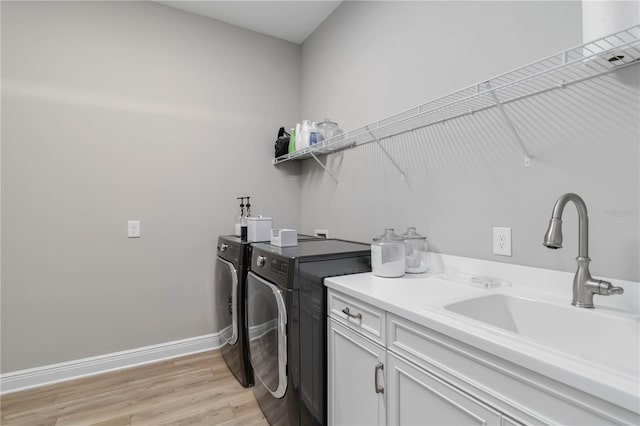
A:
493;227;511;256
128;220;141;238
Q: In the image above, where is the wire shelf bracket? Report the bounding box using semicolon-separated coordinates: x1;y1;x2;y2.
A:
309;151;339;184
366;127;407;181
481;81;533;167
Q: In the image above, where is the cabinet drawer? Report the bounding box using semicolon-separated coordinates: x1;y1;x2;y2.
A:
327;289;385;346
387;313;638;425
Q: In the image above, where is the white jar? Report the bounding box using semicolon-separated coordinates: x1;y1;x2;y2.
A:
371;228;406;278
317;118;339;141
402;227;429;273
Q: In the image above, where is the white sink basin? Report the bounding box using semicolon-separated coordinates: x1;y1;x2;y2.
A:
445;294;640;375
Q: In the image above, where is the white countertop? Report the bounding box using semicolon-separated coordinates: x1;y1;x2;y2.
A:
324;253;640;414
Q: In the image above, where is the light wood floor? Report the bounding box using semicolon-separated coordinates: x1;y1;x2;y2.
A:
0;350;268;426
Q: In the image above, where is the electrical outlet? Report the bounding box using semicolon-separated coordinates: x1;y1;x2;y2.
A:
128;220;141;238
493;227;511;256
314;229;329;239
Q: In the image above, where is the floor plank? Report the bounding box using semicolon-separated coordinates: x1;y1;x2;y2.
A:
0;350;267;426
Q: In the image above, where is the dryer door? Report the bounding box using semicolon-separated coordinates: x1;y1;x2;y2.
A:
215;257;238;345
247;271;288;398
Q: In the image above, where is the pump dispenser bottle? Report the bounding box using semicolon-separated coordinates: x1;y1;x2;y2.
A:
235;197;245;237
240;197;250;241
245;197;252;218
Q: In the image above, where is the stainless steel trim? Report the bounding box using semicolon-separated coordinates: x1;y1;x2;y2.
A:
216;257;238;345
374;362;384;394
342;307;362;321
248;272;288;399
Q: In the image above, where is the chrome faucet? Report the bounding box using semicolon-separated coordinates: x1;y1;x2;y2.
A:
543;193;623;308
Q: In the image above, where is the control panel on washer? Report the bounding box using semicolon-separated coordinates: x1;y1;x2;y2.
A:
255;255;288;276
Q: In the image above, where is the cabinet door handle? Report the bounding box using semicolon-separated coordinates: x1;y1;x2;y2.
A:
342;307;362;321
374;362;384;394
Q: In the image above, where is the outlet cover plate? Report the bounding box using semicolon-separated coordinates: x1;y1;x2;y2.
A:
314;229;329;239
493;227;511;256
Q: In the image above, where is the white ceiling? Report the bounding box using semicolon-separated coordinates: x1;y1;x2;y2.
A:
155;1;342;44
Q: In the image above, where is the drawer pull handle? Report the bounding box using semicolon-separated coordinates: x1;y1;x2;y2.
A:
374;362;384;394
342;307;362;320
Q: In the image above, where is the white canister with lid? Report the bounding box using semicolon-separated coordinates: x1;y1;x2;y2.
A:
247;216;273;242
371;228;406;278
402;227;429;273
316;118;339;145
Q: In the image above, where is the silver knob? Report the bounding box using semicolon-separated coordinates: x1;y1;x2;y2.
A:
220;243;228;252
257;256;266;267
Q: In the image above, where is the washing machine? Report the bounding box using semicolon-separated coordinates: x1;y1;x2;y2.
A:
247;239;371;425
215;235;254;387
215;234;321;388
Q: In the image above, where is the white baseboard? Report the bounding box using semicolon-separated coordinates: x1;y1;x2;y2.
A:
0;332;225;395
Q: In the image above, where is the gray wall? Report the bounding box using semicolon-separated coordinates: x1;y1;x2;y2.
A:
299;1;640;281
2;0;638;374
1;1;301;372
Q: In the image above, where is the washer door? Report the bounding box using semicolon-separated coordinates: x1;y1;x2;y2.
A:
247;272;287;398
215;257;238;345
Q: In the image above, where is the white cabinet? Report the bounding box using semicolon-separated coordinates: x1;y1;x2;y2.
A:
327;288;509;425
328;318;386;425
328;317;386;426
386;352;501;426
326;287;638;425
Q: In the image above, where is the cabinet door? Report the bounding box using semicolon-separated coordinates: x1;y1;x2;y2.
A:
387;353;501;426
328;318;386;426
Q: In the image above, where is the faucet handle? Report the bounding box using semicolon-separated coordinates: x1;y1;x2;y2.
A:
604;284;624;296
588;279;624;296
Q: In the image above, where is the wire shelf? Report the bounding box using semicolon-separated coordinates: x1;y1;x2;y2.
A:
273;25;640;166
